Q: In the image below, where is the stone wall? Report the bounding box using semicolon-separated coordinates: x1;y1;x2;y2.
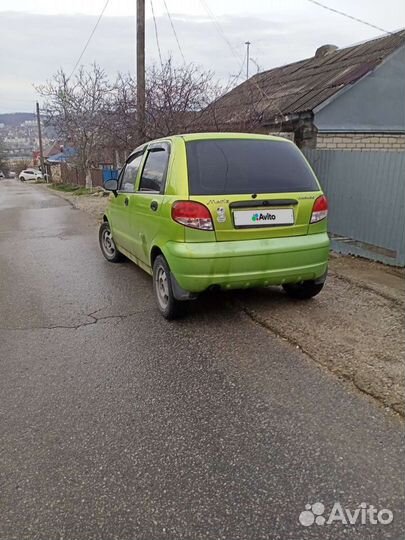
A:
268;131;295;141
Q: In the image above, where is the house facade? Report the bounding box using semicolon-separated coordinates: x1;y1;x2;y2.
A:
209;30;405;152
312;42;405;151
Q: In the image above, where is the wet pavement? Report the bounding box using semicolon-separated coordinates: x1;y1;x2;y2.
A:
0;179;403;539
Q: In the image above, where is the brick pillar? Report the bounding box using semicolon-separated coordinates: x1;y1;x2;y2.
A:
294;123;317;149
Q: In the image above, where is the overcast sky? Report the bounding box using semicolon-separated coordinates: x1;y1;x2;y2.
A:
0;0;404;113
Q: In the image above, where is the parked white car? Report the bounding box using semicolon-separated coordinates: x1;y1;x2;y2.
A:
19;169;43;181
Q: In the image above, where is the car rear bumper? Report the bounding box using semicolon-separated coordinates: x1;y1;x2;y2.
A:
164;232;330;292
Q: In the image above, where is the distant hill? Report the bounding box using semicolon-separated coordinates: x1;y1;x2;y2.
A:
0;113;36;126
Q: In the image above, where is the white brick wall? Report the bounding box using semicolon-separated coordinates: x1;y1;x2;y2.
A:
316;133;405;151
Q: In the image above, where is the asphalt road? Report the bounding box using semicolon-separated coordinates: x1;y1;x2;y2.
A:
0;178;403;540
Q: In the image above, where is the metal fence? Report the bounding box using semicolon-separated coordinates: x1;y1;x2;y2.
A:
303;149;405;266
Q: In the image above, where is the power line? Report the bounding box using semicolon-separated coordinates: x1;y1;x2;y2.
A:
197;0;283;116
196;0;286;122
149;0;163;67
250;57;261;74
229;51;247;87
198;0;241;66
162;0;186;64
67;0;111;80
245;0;396;116
306;0;394;35
196;0;285;116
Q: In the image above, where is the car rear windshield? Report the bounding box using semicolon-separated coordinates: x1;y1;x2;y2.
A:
186;139;319;195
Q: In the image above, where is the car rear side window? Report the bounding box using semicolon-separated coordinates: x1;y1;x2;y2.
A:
186;139;318;195
138;145;170;193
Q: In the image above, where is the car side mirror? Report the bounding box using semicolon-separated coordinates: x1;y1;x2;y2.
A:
104;179;118;195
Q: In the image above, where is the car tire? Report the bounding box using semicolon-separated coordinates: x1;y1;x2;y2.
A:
283;280;325;300
153;255;182;320
99;222;123;263
20;176;25;182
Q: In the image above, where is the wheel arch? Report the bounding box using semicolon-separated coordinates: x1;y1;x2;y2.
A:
150;245;163;267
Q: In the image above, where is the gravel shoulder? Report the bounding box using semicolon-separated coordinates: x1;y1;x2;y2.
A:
43;185;405;415
44;186;112;220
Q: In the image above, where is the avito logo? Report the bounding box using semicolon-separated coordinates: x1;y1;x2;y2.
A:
252;212;276;222
299;502;394;527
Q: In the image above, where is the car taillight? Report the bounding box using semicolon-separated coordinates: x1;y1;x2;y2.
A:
310;195;328;223
172;201;213;231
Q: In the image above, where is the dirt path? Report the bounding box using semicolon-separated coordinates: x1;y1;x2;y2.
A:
50;189;112;220
235;268;404;415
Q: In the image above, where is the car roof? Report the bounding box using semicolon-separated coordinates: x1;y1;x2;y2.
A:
127;132;291;158
178;132;291;143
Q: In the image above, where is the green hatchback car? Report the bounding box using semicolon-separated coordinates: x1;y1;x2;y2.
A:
100;133;329;318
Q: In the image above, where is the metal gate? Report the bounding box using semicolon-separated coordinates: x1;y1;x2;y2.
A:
304;149;405;266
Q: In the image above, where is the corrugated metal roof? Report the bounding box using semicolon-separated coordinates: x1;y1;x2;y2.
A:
47;147;77;163
208;30;405;126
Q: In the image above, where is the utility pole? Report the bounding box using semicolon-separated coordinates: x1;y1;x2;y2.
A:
136;0;145;144
245;41;251;80
36;102;46;181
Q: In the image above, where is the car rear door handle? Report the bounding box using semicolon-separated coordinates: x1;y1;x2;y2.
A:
124;197;129;206
150;200;158;211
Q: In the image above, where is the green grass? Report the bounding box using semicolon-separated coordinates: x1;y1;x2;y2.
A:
49;183;92;195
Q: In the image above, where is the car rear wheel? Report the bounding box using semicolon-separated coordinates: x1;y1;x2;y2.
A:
153;255;182;320
283;280;325;299
99;222;122;263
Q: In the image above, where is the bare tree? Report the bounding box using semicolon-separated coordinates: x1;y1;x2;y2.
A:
12;160;30;177
144;58;222;140
97;73;137;166
99;58;223;160
36;57;283;186
0;137;10;176
37;59;223;178
37;64;113;188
